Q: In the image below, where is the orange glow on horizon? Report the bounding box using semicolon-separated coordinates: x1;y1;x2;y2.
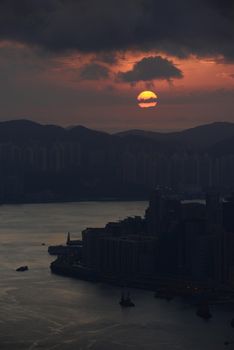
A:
44;49;234;96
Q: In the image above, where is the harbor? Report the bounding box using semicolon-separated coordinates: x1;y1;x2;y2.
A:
1;201;234;349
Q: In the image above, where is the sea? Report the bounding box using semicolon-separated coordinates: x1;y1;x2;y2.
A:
0;201;233;350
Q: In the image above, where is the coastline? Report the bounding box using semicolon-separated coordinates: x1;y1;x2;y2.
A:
0;196;149;207
0;194;208;207
50;260;234;305
50;260;165;291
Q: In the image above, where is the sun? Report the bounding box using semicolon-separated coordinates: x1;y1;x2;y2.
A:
137;90;158;108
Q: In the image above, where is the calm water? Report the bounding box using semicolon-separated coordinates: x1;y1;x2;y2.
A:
0;201;233;350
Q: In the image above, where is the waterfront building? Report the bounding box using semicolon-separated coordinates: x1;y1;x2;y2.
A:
50;189;234;288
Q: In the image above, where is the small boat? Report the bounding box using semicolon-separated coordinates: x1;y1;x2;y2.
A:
119;291;135;307
16;266;28;272
196;301;212;320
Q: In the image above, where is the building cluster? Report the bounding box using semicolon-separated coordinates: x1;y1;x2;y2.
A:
1;137;234;202
67;190;234;288
0;141;82;202
0;142;82;172
122;151;234;194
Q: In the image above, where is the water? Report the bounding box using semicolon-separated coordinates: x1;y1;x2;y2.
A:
0;201;233;349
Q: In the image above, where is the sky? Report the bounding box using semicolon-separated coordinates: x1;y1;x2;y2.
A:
0;0;234;132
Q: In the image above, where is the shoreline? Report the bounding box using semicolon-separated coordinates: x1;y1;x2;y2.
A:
0;195;207;207
0;197;148;207
50;260;234;304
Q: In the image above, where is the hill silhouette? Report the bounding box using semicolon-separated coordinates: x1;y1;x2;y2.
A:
0;119;234;203
1;119;234;151
116;122;234;149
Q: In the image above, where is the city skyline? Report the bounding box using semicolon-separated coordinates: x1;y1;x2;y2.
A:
1;2;234;349
0;119;234;204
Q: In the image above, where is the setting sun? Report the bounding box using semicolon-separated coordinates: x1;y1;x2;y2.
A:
137;90;158;108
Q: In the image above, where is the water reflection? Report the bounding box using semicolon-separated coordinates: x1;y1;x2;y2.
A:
0;201;233;349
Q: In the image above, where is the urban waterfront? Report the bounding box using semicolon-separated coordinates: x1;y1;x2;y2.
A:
0;201;234;350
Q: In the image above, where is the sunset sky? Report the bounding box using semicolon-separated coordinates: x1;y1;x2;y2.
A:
0;0;234;131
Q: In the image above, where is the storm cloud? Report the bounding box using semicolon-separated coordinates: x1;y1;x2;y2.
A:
118;56;183;82
0;0;233;61
79;63;110;80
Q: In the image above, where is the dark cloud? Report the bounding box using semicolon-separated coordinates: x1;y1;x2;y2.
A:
118;56;183;83
79;63;109;80
0;0;233;61
94;52;118;65
0;43;233;131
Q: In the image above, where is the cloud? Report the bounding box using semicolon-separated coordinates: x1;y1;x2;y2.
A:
118;56;183;83
0;0;233;61
94;52;118;65
0;42;233;131
79;63;110;80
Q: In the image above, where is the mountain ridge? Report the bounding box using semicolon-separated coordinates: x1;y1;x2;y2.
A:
0;119;234;151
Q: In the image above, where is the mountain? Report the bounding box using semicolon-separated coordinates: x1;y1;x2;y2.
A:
68;125;115;147
0;119;64;143
171;122;234;149
116;122;234;149
209;135;234;155
1;119;234;150
0;120;113;145
0;119;234;203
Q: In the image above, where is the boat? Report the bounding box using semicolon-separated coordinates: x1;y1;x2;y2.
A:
16;265;28;272
196;301;212;320
119;291;135;307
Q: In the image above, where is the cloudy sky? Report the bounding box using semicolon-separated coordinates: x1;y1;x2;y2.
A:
0;0;234;131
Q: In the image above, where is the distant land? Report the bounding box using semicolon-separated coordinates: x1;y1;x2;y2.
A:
0;119;234;204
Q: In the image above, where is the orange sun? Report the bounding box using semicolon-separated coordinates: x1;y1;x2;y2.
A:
137;90;158;108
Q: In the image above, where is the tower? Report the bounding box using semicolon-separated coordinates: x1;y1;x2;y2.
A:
66;232;71;245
